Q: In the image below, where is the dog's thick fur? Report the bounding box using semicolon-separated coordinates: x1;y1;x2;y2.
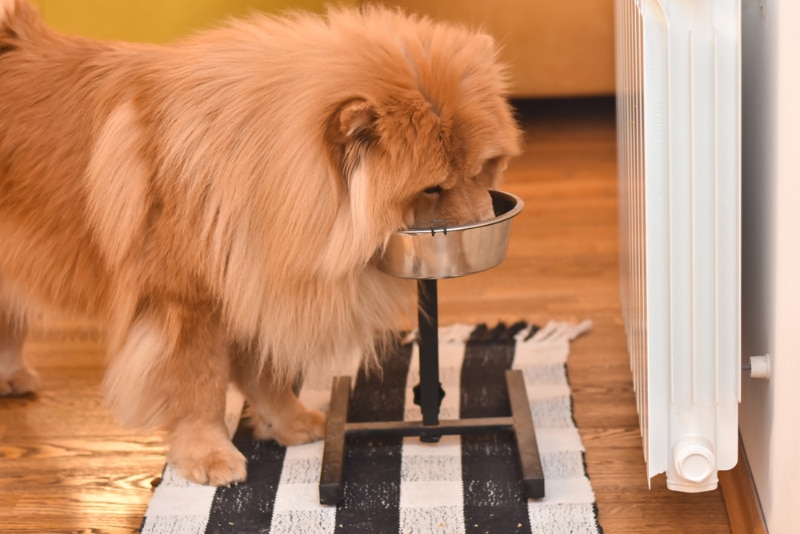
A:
0;0;521;485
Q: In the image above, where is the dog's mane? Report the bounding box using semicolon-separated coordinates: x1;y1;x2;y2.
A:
111;7;518;376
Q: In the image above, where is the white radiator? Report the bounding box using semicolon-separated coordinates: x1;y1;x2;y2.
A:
615;0;741;492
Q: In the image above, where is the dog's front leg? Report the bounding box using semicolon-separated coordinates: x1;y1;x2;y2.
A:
0;310;38;396
231;347;326;446
166;412;247;487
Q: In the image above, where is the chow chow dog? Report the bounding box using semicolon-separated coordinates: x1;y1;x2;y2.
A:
0;0;521;485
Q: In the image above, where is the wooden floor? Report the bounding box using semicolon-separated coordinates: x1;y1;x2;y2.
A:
0;98;732;532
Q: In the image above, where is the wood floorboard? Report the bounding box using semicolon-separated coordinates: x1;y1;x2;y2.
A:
0;97;732;532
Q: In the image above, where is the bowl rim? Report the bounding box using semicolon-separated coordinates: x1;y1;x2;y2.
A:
395;189;525;236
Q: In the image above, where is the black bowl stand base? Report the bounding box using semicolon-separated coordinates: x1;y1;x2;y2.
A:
318;279;545;505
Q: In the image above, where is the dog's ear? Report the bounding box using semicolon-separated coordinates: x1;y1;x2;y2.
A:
474;156;509;188
326;99;378;187
335;99;376;140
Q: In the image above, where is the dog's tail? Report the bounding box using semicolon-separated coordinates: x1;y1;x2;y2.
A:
0;0;45;53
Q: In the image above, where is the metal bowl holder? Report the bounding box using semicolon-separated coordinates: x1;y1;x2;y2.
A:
318;235;545;506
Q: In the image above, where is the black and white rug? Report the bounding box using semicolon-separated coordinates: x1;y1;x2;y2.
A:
141;321;601;533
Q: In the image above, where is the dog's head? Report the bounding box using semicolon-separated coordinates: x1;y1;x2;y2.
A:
324;9;521;237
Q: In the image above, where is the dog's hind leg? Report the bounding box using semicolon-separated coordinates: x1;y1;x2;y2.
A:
0;287;38;396
104;302;247;486
231;347;326;446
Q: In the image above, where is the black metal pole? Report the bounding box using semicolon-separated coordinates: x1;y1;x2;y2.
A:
417;279;442;441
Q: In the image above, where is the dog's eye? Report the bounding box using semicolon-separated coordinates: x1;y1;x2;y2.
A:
423;186;443;195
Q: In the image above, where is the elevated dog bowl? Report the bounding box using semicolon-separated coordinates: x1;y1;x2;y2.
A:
321;189;545;506
376;190;524;279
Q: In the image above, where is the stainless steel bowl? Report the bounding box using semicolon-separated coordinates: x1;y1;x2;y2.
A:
376;190;524;279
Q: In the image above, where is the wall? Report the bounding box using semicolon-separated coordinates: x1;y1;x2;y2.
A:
33;0;350;42
740;0;800;531
366;0;616;98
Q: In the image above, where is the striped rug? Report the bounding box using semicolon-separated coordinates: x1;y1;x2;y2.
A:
141;321;601;534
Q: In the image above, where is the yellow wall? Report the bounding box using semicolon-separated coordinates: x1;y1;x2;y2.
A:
33;0;354;43
372;0;615;98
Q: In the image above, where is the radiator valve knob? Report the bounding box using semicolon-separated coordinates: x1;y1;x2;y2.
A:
749;355;771;379
673;437;716;484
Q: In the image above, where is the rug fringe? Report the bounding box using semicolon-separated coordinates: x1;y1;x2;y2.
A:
438;323;480;343
520;320;593;344
407;320;592;345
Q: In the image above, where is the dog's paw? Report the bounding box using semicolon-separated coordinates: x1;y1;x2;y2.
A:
254;408;326;446
0;366;39;396
168;439;248;487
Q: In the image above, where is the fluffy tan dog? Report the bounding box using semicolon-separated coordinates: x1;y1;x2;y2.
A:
0;0;521;485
